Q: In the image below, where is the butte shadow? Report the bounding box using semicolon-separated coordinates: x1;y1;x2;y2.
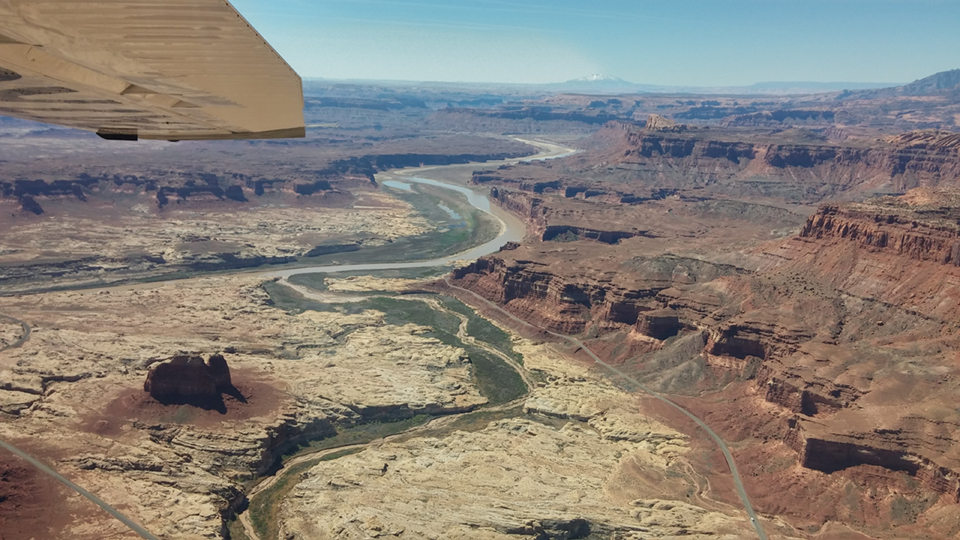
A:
90;354;286;432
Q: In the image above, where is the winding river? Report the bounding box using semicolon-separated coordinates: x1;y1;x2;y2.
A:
265;135;767;539
1;137;767;540
267;138;575;279
265;137;767;539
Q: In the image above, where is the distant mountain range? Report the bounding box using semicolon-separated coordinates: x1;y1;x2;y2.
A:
838;69;960;99
303;69;960;98
549;74;901;95
570;74;628;83
547;74;643;92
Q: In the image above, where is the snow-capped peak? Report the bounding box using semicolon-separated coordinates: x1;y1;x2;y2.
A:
572;74;624;82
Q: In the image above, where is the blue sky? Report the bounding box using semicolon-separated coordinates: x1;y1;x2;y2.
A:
231;0;960;86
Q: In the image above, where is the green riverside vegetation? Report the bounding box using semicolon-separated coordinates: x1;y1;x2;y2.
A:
247;275;530;539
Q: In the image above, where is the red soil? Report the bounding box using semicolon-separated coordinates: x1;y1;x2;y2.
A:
88;368;288;433
0;449;72;540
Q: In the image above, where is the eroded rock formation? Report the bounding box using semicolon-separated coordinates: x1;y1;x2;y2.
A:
477;122;960;204
451;181;960;532
600;121;960;194
801;196;960;266
143;353;234;407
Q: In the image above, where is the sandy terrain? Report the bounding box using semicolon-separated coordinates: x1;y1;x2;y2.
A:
0;191;429;266
0;275;485;538
0;320;23;350
277;337;760;539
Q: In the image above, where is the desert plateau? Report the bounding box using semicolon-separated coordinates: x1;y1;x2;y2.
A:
4;19;960;539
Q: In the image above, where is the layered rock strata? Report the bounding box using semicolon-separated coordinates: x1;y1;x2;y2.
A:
800;198;960;266
601;122;960;194
477;123;960;203
451;186;960;533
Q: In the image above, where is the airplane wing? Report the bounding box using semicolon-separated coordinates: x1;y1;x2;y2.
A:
0;0;304;141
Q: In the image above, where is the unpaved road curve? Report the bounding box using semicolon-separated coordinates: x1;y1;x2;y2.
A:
0;313;30;353
441;277;769;540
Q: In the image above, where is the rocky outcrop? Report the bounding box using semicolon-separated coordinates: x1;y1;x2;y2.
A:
755;364;862;417
451;253;739;336
785;425;960;503
706;315;817;362
800;200;960;266
487;187;655;244
18;194;42;215
1;175;101;200
224;185;246;202
454;258;611;334
453;258;598;334
721;109;837;128
321;151;533;181
293;179;334;195
478;172;679;211
635;309;682;340
644;114;679;131
488;187;548;233
144;354;236;407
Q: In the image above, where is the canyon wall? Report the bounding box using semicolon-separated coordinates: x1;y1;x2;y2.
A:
476;122;960;203
452;189;960;507
451;253;742;336
603;121;960;194
2;150;529;213
800;203;960;266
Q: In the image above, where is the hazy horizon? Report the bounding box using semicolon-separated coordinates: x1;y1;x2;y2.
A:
299;74;905;88
232;0;960;87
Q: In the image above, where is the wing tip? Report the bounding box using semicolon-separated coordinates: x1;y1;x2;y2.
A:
134;125;306;141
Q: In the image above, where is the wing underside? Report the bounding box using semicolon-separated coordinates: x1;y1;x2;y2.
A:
0;0;304;140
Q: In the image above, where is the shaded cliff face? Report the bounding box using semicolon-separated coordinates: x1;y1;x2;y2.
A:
800;199;960;267
776;188;960;321
451;185;960;537
1;150;531;214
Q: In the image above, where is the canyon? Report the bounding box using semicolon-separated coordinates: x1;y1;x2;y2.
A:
4;72;960;539
448;113;960;537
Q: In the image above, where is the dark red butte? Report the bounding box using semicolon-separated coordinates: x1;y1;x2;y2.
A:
143;354;238;412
